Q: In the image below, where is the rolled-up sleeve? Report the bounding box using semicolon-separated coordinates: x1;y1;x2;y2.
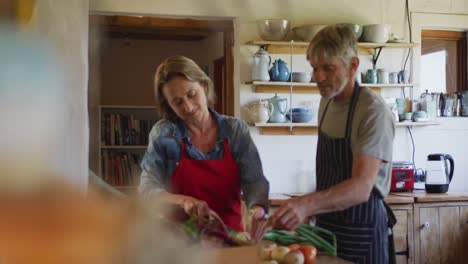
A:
230;119;270;212
138;124;168;200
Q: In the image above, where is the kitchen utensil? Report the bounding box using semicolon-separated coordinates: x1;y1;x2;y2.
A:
256;19;290;41
425;153;454;193
361;24;391;43
398;70;409;83
292;24;327;41
285;107;314;123
247;99;273;123
441;93;456;116
291;72;312;83
269;59;290;82
461;90;468;116
432;92;442;117
391;161;414;192
336;23;362;39
267;94;288;123
251;47;271;82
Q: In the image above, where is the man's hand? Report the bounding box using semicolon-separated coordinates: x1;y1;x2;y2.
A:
269;196;309;230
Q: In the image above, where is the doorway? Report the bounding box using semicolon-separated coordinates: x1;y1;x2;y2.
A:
88;14;235;182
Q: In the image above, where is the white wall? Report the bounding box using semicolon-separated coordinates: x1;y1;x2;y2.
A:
91;0;468;193
28;0;90;189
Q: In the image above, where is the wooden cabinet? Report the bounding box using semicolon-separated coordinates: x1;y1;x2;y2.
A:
413;202;468;264
391;204;414;264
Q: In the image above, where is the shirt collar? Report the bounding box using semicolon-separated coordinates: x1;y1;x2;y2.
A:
174;108;225;143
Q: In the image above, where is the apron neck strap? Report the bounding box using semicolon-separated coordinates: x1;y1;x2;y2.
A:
344;84;361;138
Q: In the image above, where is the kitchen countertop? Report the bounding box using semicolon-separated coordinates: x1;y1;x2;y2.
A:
269;190;468;206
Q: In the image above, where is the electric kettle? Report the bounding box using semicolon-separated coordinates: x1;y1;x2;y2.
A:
425;153;454;193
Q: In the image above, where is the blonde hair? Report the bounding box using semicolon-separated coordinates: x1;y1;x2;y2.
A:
307;25;358;66
154;56;215;120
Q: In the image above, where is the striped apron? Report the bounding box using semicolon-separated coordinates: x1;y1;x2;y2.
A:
316;85;396;264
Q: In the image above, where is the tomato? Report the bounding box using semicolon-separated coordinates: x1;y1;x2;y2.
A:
299;245;317;264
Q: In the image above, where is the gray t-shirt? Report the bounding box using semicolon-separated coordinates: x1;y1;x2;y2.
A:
318;87;395;197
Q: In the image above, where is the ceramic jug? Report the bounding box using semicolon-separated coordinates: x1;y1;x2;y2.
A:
248;99;273;123
267;93;288;123
251;47;271;82
364;69;377;84
269;59;290;82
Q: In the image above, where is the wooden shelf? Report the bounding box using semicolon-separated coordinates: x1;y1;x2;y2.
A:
254;122;318;135
395;121;439;127
101;145;147;149
248;81;415;94
245;40;419;55
100;105;155;109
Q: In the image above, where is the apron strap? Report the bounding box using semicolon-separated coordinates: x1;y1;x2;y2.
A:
345;83;361;139
180;139;187;159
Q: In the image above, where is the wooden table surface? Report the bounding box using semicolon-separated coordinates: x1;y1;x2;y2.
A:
269;190;468;206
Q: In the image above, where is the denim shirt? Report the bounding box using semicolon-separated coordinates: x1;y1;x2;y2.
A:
139;110;269;210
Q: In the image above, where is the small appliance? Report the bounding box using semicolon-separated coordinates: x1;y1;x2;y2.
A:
425;154;454;193
391;161;414;192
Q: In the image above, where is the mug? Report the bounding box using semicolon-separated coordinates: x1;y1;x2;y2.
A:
404;112;412;121
398;70;409;84
389;72;399;84
396;98;406;114
366;69;377;84
377;69;389;84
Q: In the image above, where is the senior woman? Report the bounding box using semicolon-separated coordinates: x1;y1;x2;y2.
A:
139;55;269;235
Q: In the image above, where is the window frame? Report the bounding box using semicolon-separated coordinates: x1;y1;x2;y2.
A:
421;30;467;93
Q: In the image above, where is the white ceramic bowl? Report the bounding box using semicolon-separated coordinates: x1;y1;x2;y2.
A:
291;72;312;83
256;19;290;41
293;24;327;41
361;24;391;43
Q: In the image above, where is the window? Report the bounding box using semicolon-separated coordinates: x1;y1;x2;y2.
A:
421;30;467;94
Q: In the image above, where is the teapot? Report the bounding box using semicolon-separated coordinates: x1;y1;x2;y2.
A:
267;93;288;123
251;47;271;82
248;99;273;123
269;59;290;82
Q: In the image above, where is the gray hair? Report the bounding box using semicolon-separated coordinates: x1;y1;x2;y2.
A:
154;55;215;121
306;25;358;65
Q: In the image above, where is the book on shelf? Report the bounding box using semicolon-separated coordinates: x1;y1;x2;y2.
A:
101;150;142;187
101;113;156;146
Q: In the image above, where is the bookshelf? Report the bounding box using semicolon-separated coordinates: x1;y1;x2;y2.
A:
98;105;159;189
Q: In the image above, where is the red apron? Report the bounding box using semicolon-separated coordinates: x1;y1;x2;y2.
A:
170;138;243;231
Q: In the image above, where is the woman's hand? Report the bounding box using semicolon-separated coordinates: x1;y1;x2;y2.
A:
247;205;271;243
179;196;211;219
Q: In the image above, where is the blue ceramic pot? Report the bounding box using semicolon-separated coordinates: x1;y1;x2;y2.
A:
285;108;314;123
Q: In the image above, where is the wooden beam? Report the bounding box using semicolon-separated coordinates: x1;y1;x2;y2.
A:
422;30;466;40
90;15;233;32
